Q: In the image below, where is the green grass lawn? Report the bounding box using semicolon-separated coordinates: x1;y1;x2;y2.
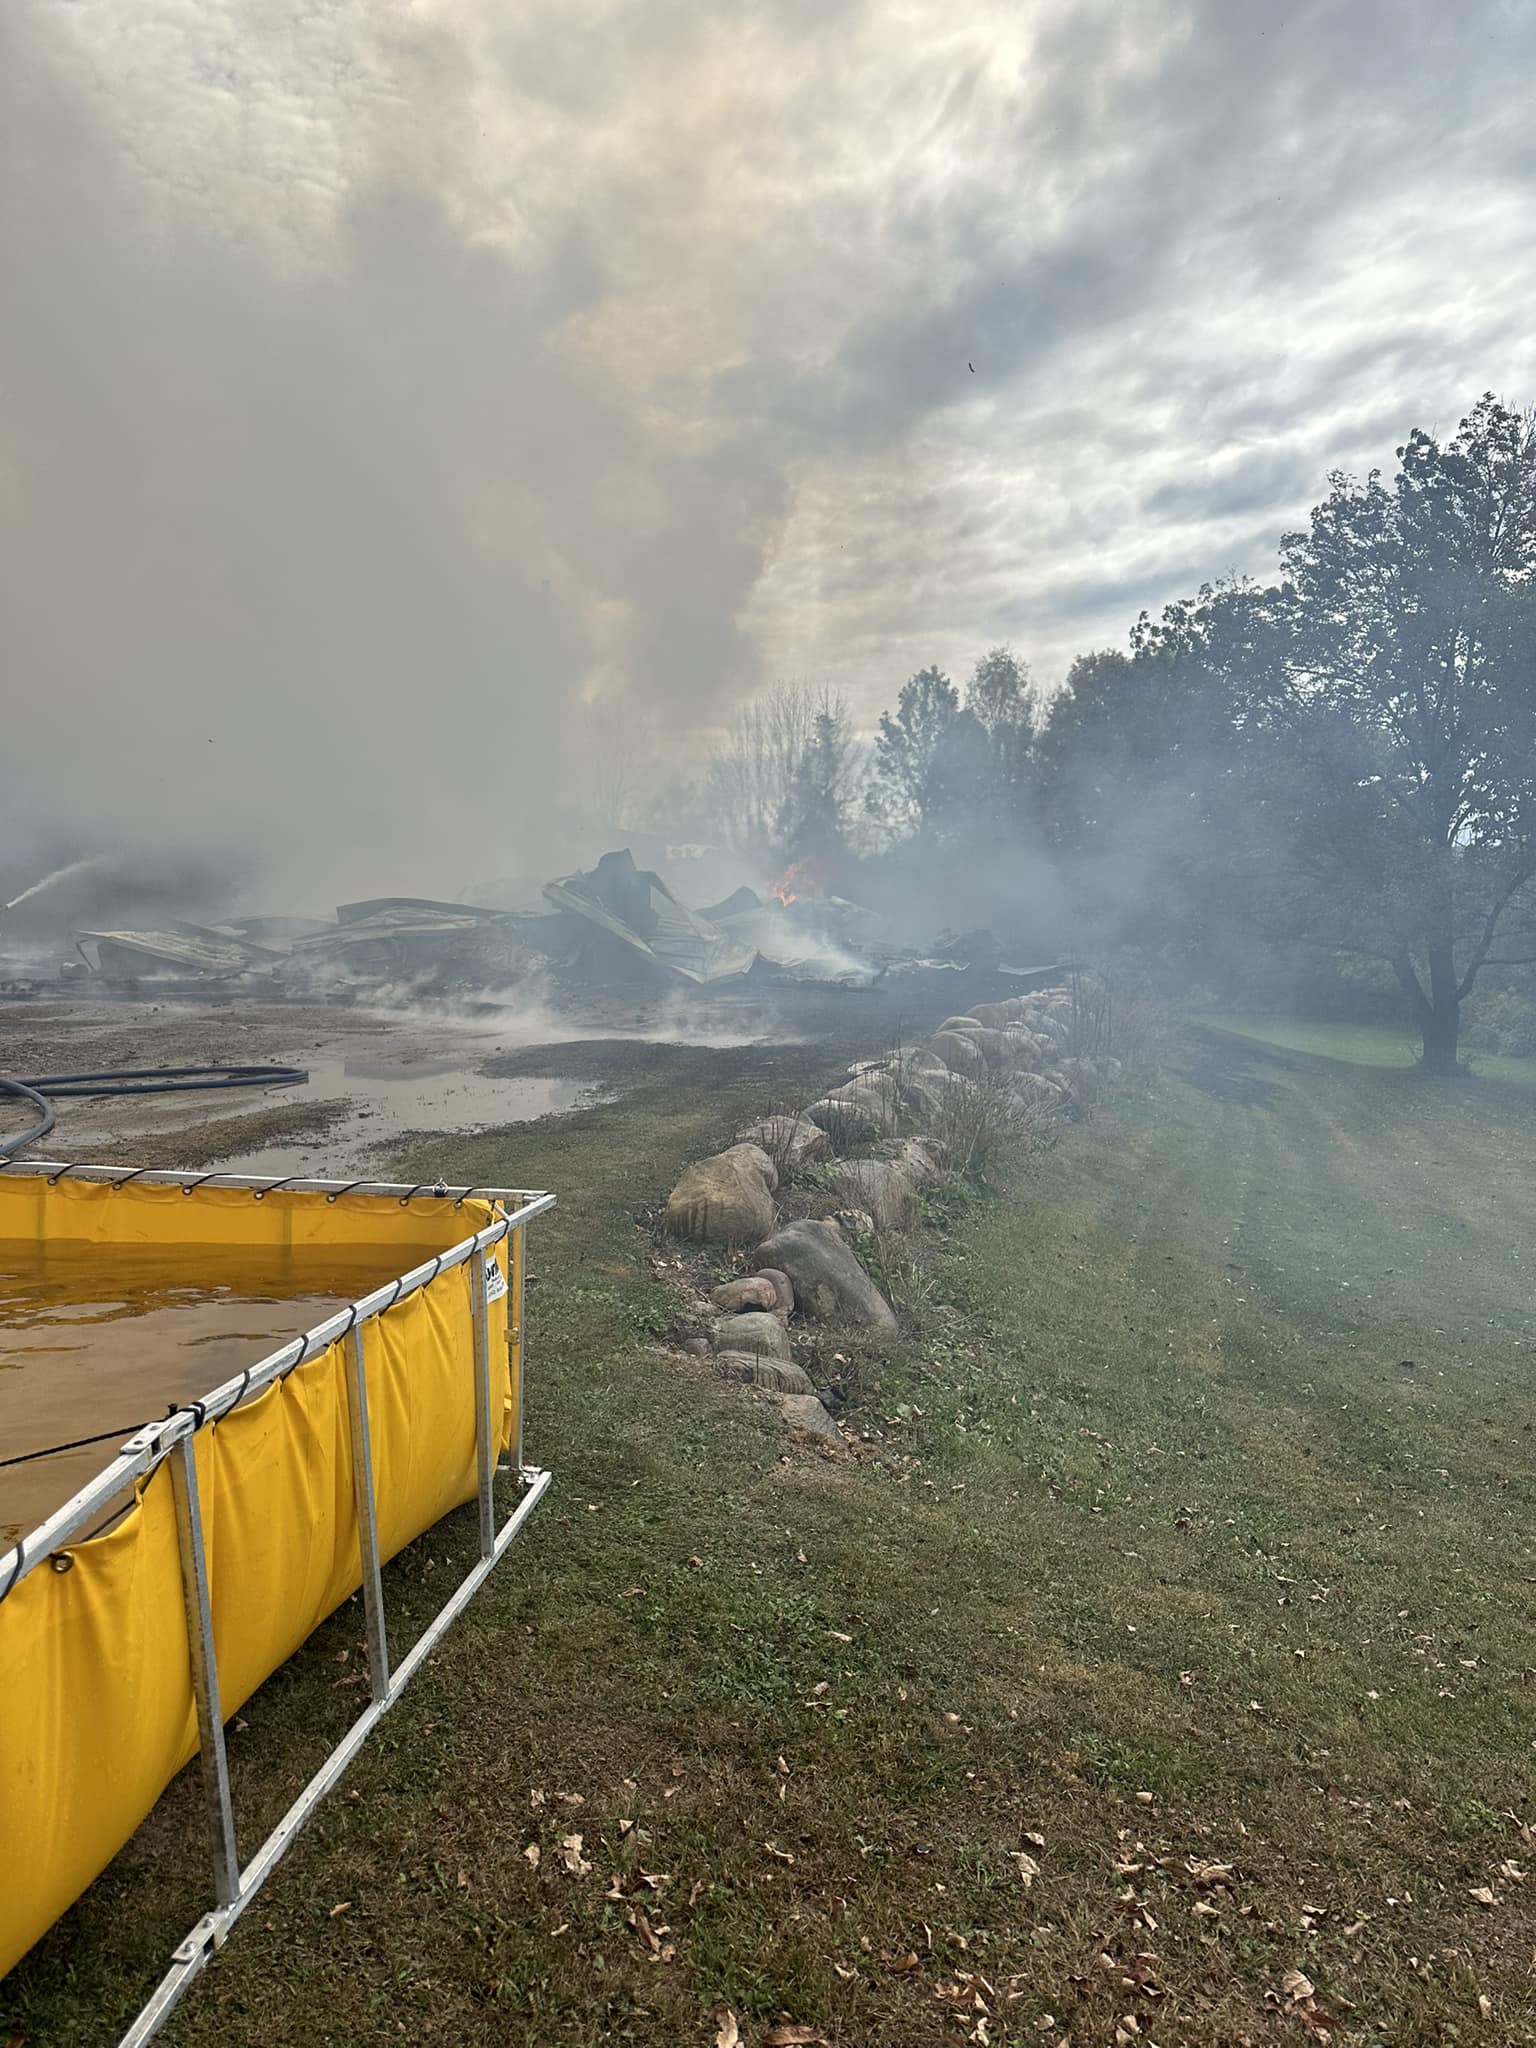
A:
1196;1010;1536;1089
7;1031;1536;2045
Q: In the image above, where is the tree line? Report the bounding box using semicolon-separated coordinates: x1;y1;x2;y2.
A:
650;396;1536;1073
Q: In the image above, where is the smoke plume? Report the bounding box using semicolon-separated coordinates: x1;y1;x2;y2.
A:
2;0;1532;910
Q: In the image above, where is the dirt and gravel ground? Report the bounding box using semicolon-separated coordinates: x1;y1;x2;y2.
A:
0;978;985;1175
0;998;573;1170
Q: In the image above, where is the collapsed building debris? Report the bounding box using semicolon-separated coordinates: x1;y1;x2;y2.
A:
18;843;1059;1007
543;848;757;986
286;899;522;981
75;922;285;983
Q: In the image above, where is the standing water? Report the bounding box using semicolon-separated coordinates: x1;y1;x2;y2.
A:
0;1243;416;1544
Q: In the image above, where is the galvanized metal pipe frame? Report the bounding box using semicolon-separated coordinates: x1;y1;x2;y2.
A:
119;1473;552;2048
0;1160;553;2046
0;1166;553;1598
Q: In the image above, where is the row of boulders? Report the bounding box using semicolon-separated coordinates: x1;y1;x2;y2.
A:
660;981;1116;1445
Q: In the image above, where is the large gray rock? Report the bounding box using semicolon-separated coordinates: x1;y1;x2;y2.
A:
930;1069;984;1113
769;1392;843;1443
970;1000;1012;1027
904;1049;950;1078
712;1310;792;1359
711;1275;779;1313
887;1135;945;1188
731;1140;778;1190
824;1157;918;1233
805;1083;894;1148
754;1219;898;1334
715;1352;816;1395
737;1114;832;1170
935;1016;983;1035
1001;1026;1044;1068
929;1030;986;1079
665;1143;776;1245
1013;1071;1066;1111
896;1072;944;1124
968;1026;1019;1072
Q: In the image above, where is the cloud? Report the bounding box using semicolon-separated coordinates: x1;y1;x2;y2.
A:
2;0;1534;903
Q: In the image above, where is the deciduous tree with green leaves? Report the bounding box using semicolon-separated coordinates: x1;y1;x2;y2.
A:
1245;395;1536;1072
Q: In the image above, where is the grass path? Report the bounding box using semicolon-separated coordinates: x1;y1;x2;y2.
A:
6;1034;1536;2044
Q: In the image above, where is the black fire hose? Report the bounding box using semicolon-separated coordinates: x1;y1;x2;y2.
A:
0;1065;309;1158
0;1077;55;1157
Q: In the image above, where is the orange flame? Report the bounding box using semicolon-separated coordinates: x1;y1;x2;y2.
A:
767;858;824;906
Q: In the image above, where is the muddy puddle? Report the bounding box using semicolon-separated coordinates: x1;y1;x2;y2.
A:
0;1244;415;1544
226;1055;599;1174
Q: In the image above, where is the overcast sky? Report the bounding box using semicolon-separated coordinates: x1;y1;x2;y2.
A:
3;0;1533;898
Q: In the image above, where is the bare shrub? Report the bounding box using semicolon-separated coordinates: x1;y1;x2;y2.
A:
1108;992;1170;1078
927;1068;1051;1186
1067;957;1113;1057
842;1047;919;1134
1065;956;1168;1079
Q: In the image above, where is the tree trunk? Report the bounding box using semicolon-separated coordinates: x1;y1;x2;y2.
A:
1420;940;1461;1074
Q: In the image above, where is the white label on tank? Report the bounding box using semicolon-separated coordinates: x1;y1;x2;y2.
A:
484;1255;509;1304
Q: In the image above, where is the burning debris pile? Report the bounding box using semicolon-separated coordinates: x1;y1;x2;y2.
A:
1;848;1053;1005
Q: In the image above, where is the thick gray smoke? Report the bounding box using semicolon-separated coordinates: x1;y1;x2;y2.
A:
2;0;1533;913
0;7;789;908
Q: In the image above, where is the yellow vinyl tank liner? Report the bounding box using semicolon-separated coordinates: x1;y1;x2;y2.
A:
0;1161;552;2040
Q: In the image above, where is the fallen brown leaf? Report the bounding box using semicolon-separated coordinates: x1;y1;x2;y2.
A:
625;1905;663;1958
328;1901;351;1919
763;2028;828;2047
714;2013;741;2048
